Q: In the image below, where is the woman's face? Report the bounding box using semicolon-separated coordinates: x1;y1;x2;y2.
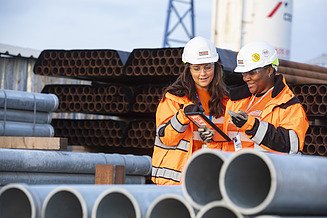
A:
242;66;273;94
190;63;215;90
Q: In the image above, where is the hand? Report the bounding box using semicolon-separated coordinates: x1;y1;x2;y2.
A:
183;104;200;114
198;125;214;143
228;110;248;128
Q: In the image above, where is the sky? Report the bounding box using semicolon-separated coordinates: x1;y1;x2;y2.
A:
0;0;326;63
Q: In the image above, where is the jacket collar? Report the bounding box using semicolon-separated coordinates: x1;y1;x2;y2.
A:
229;74;286;101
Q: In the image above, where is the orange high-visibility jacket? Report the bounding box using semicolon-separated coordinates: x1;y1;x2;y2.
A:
222;74;309;153
152;91;227;185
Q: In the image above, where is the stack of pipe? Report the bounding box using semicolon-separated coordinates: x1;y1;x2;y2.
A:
32;48;327;86
52;119;156;152
124;120;156;148
182;149;327;218
33;49;130;79
2;149;327;218
303;126;327;156
290;84;327;116
51;119;126;147
132;85;165;113
124;48;184;77
42;84;133;114
0;89;58;137
279;59;327;85
0;148;151;186
32;48;327;157
0;184;194;218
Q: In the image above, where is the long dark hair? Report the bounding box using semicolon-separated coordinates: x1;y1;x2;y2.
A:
163;62;228;118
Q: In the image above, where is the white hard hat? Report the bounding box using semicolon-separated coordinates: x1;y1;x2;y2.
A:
234;41;279;73
182;36;219;64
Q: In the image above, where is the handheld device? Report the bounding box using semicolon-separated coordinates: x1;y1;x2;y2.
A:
184;104;231;142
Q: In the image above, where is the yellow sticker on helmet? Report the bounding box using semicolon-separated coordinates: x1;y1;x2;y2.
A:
251;53;260;62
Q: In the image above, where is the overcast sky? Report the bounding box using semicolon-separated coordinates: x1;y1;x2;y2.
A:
0;0;326;63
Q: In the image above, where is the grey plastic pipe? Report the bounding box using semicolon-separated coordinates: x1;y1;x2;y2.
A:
196;202;244;218
220;149;327;215
146;194;195;218
0;172;145;185
0;121;54;136
0;148;152;176
0;108;52;124
0;183;57;218
0;89;59;112
92;185;183;218
182;149;230;209
40;184;183;218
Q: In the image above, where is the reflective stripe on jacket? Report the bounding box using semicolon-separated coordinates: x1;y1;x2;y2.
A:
152;92;226;185
222;74;309;154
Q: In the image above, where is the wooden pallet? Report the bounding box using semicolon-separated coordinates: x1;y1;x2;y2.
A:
0;136;67;150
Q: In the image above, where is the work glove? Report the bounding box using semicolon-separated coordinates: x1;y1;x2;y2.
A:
198;125;214;143
183;103;201;114
177;103;198;125
228;110;248;128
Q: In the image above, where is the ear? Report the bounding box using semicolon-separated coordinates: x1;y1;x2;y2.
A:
268;67;274;78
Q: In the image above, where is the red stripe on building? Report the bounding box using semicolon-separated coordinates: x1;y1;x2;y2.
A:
267;2;283;18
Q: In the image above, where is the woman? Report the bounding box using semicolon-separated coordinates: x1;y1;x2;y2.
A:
151;36;228;185
223;41;309;154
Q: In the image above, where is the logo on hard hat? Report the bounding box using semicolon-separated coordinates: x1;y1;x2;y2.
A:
262;49;270;57
199;51;209;56
251;53;261;62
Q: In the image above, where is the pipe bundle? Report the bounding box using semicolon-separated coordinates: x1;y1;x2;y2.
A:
42;84;133;114
2;149;327;218
32;48;326;157
33;49;327;86
279;60;327;85
0;89;58;137
52;118;155;151
182;149;327;217
303;126;327;156
0;148;151;186
42;84;165;114
33;49;129;78
124;48;184;77
290;84;327;116
0;184;193;218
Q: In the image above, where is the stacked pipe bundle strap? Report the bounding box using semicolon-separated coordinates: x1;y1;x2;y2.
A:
0;89;58;136
0;184;184;218
33;49;130;80
219;149;327;216
0;148;151;186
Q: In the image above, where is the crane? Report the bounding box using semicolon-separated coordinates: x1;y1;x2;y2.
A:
162;0;195;47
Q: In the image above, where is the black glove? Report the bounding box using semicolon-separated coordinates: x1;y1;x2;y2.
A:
198;125;214;143
183;104;200;114
228;110;248;128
